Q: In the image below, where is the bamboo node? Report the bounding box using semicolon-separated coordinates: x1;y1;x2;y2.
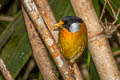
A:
88;32;104;42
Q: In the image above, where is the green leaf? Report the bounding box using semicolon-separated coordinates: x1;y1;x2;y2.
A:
0;11;32;78
49;0;75;21
39;72;43;80
0;11;22;50
89;58;100;80
87;51;91;67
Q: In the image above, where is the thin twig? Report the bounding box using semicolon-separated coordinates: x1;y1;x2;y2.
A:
116;57;120;63
99;0;107;21
106;0;116;17
113;50;120;56
112;8;120;24
23;59;36;80
116;23;120;27
0;58;14;80
116;8;120;18
99;0;120;39
0;16;13;21
105;0;119;24
73;63;83;80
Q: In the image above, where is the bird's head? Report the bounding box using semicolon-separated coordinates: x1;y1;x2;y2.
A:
54;16;83;33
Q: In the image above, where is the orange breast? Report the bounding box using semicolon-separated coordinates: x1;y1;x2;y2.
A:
58;22;87;61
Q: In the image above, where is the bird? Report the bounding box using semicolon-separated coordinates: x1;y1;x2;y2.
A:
54;16;87;63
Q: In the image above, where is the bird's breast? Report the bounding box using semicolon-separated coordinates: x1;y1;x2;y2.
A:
59;24;87;60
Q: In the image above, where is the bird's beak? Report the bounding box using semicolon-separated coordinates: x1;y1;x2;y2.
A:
53;20;64;27
53;23;61;27
53;20;64;31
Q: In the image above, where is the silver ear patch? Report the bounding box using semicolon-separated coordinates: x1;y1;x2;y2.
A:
69;22;81;33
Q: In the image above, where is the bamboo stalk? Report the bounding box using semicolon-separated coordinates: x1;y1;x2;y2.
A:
73;63;83;80
21;0;75;79
34;0;58;41
70;0;120;80
22;7;59;80
0;58;14;80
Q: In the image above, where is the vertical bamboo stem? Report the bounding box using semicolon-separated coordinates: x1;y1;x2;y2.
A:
70;0;120;80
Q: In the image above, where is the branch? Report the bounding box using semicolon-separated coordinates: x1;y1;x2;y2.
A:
0;16;13;21
23;59;35;80
34;0;58;41
113;50;120;56
22;7;59;80
0;58;14;80
70;0;120;80
73;63;83;80
21;0;75;79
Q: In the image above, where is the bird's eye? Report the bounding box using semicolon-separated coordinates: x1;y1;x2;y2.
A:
69;22;81;33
